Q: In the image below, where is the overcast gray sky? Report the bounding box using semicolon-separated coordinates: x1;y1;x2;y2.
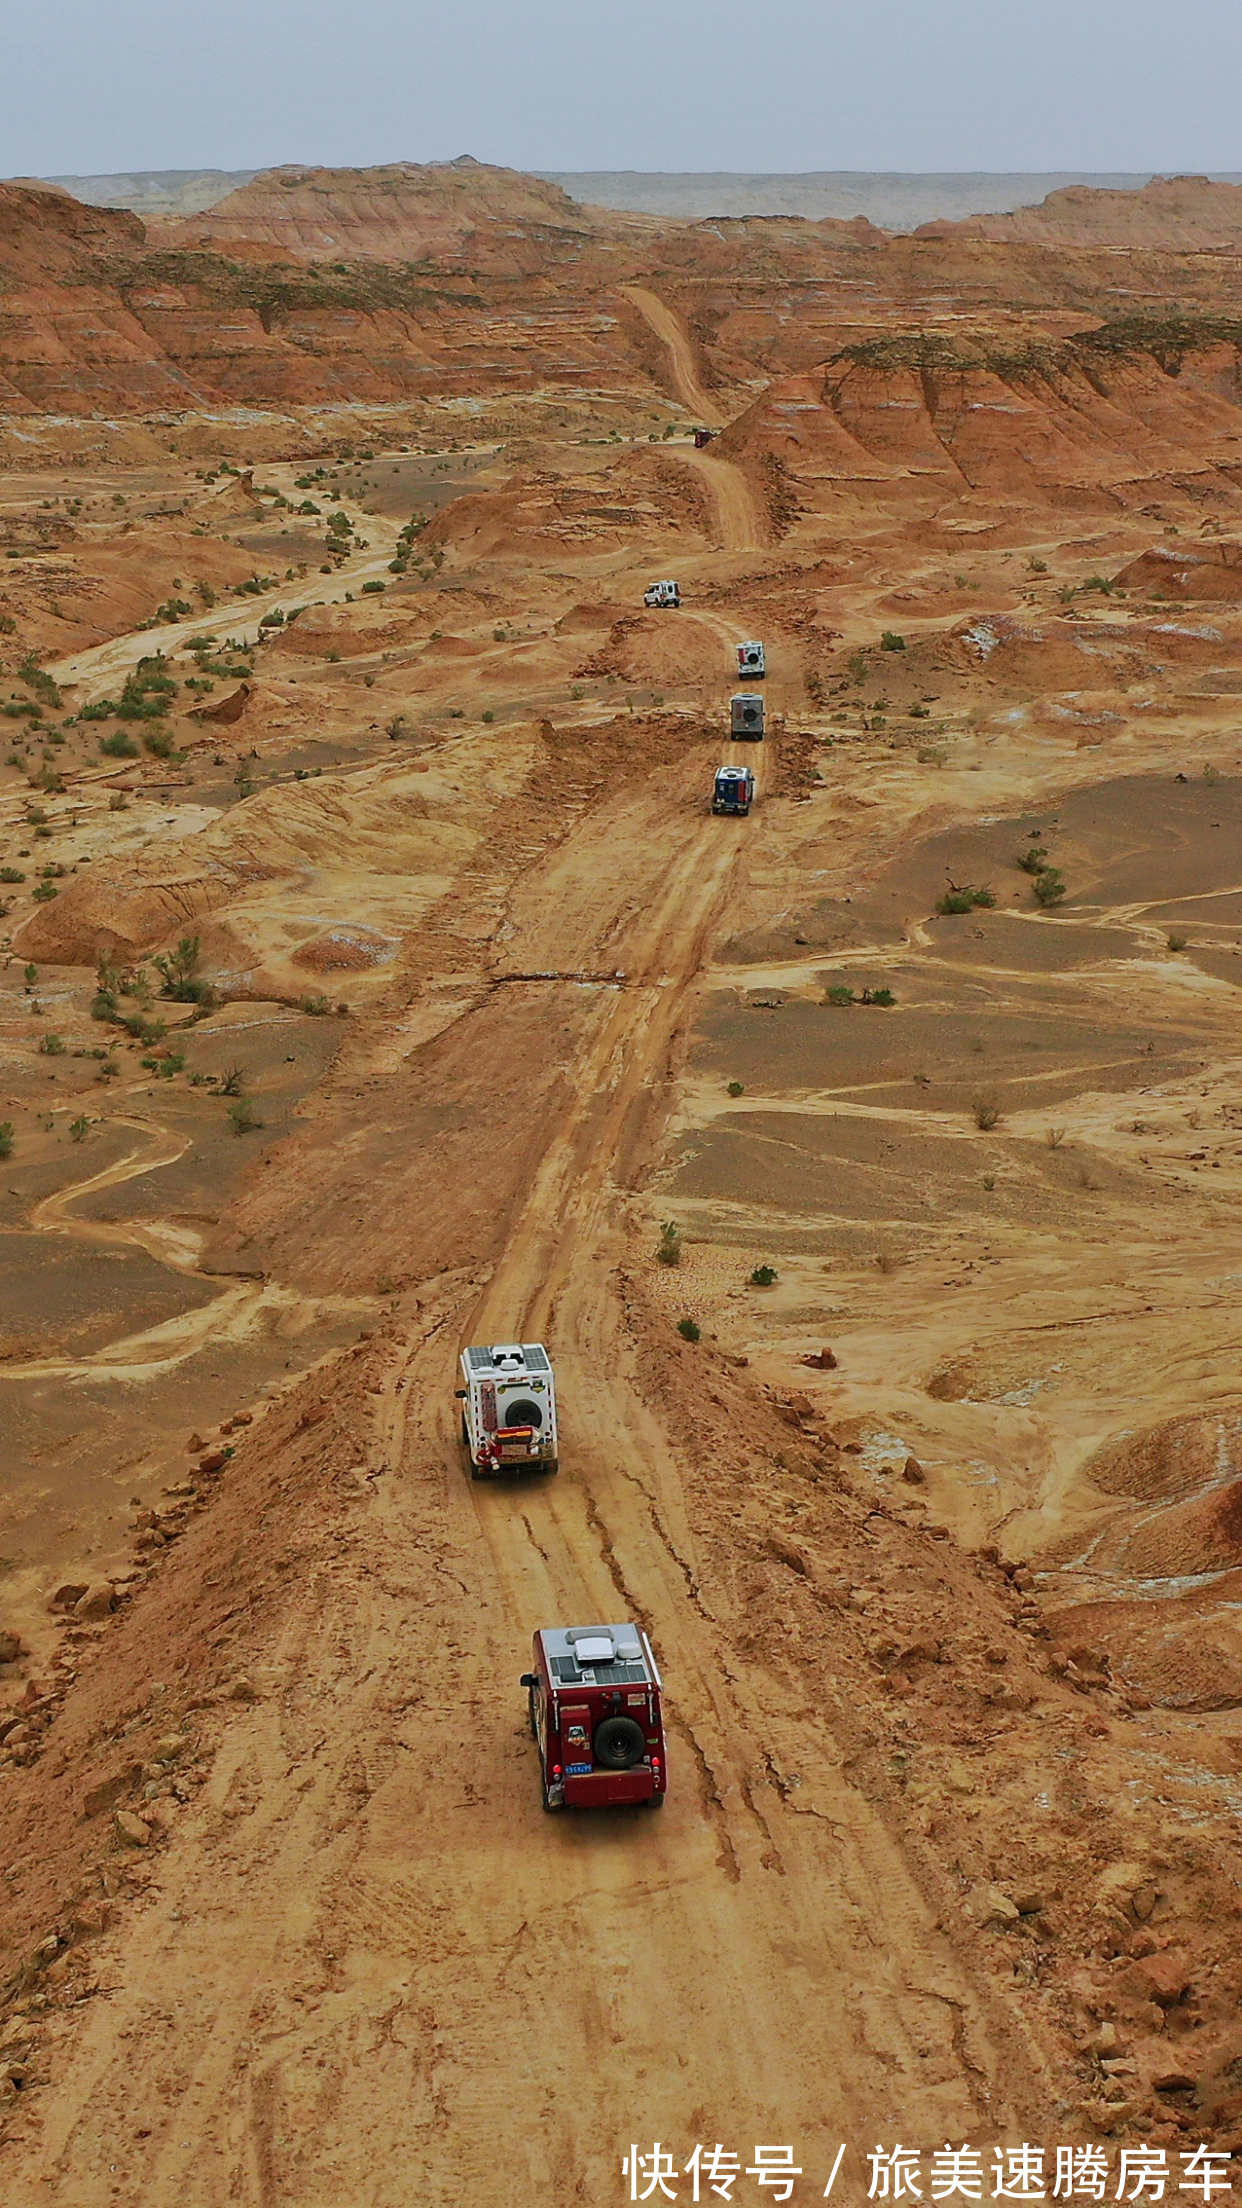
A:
3;0;1242;177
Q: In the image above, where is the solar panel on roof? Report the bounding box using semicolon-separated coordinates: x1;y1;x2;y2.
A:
466;1346;492;1371
551;1656;648;1685
523;1345;550;1371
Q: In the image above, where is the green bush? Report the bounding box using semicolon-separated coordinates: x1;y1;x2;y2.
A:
750;1264;778;1288
297;994;331;1016
361;580;385;595
121;1013;166;1045
880;631;906;652
39;1033;65;1055
80;698;117;721
69;1115;90;1143
31;881;58;902
677;1317;701;1342
100;731;139;758
1033;869;1067;907
1016;845;1049;874
936;883;995;915
228;1097;264;1135
656;1221;682;1267
860;987;895;1007
726;1080;744;1097
0;867;25;883
0;1122;12;1160
826;984;855;1006
153;935;211;1004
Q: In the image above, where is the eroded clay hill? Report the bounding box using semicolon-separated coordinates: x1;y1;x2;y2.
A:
936;174;1242;250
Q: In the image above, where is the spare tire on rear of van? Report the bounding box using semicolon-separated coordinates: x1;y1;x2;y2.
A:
593;1715;646;1770
500;1397;542;1429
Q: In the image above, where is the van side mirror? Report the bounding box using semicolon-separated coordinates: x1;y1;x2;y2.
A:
520;1673;537;1689
454;1388;468;1399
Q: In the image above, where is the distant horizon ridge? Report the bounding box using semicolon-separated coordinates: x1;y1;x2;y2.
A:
26;164;1242;231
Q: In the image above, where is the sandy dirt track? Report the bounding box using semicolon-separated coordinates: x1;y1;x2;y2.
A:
619;286;727;427
2;729;1058;2208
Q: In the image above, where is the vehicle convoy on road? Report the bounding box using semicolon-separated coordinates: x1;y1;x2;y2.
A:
521;1623;667;1811
736;640;765;678
730;691;765;738
713;765;755;815
643;578;681;608
456;1341;558;1478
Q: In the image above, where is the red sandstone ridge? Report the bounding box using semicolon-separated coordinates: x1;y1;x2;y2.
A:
922;175;1242;250
1113;538;1242;598
151;157;610;262
710;339;1242;534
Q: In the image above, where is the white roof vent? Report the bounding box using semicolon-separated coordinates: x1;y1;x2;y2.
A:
573;1634;615;1666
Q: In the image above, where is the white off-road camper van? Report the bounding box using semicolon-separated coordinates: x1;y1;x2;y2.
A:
456;1342;559;1479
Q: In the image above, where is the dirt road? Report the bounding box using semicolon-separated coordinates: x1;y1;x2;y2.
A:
47;479;403;703
620;285;727;428
2;708;1064;2207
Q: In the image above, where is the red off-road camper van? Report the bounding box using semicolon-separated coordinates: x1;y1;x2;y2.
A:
521;1623;667;1812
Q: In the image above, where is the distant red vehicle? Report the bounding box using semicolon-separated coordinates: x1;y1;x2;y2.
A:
521;1623;667;1812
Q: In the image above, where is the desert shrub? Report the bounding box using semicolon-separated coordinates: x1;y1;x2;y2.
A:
677;1317;701;1342
1016;845;1049;874
481;709;494;723
726;1080;744;1097
298;994;331;1016
0;1122;12;1160
750;1264;778;1287
228;1097;263;1135
18;654;61;708
120;1013;165;1045
972;1095;1001;1131
1045;1126;1066;1149
361;580;385;595
1028;557;1048;573
153;935;212;1004
0;867;24;883
218;1063;246;1096
880;631;906;651
31;881;57;902
69;1115;90;1143
143;728;176;759
116;655;177;721
39;1033;65;1055
1033;868;1067;907
860;987;895;1007
1166;931;1187;952
100;730;139;758
826;984;855;1006
154;597;192;623
656;1221;682;1267
936;881;995;915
